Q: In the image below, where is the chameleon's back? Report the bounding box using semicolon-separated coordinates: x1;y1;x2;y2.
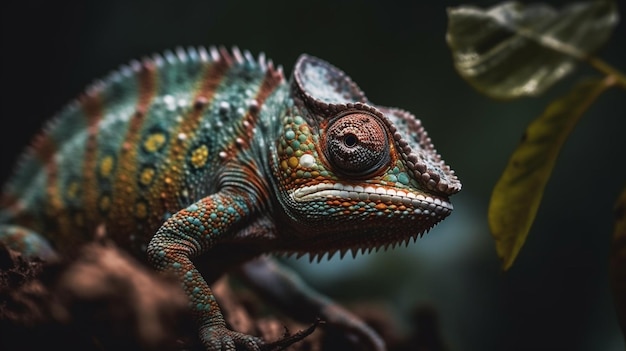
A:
0;47;284;255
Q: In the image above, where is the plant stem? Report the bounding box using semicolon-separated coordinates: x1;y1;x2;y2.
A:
586;56;626;89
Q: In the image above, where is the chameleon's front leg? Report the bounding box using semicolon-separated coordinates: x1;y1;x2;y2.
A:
147;190;263;351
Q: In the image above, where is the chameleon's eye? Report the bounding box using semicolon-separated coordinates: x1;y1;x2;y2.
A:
324;112;390;176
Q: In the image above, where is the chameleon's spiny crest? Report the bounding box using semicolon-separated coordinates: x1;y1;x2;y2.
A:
0;46;461;351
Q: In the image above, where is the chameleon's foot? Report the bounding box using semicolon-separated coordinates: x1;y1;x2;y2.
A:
200;326;264;351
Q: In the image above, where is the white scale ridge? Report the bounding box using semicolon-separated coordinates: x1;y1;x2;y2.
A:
292;182;453;214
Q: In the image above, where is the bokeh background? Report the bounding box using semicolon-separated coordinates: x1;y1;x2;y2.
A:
2;1;625;350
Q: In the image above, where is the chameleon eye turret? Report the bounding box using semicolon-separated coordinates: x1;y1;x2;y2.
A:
322;112;390;177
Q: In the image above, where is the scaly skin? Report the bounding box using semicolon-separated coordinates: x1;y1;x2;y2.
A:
0;47;461;350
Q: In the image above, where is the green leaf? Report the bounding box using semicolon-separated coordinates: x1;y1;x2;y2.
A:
610;186;626;341
488;77;612;270
446;1;619;99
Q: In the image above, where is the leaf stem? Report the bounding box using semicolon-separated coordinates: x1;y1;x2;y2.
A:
585;56;626;89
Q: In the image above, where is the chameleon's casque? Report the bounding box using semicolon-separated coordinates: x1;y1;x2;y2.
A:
0;47;461;351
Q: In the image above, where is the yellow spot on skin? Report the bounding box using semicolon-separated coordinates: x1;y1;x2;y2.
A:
140;167;155;186
280;160;289;171
190;145;209;168
143;133;166;153
66;181;80;199
100;156;114;177
99;196;111;212
136;202;148;219
288;156;299;169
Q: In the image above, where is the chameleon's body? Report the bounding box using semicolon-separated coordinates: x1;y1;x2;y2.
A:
0;47;461;350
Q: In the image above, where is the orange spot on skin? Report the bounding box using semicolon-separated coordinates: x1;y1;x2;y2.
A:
135;202;148;219
328;200;341;206
375;203;387;211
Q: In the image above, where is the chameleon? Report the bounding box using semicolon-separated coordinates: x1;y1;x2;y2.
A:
0;46;461;350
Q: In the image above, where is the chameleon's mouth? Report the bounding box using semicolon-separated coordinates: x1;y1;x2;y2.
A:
279;182;455;262
291;182;453;217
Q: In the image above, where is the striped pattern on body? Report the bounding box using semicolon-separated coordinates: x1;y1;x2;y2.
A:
0;47;285;254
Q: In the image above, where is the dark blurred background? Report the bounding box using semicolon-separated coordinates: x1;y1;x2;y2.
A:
2;1;625;350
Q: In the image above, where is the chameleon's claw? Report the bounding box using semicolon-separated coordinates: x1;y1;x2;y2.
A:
201;327;263;351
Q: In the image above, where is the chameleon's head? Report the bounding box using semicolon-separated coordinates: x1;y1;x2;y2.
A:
271;54;461;256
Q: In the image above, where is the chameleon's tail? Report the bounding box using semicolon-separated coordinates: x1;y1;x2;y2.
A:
0;225;58;260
